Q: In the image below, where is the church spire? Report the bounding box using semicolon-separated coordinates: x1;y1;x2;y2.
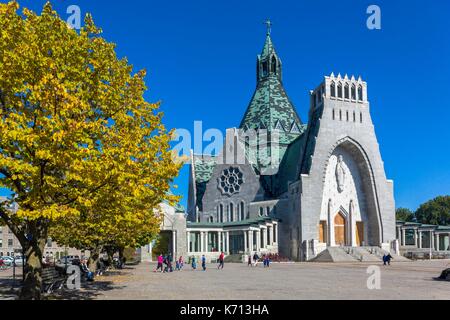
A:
240;25;302;133
257;20;282;82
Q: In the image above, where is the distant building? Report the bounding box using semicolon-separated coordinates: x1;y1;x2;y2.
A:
0;197;83;259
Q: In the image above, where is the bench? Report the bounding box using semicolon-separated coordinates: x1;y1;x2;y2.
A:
41;267;66;294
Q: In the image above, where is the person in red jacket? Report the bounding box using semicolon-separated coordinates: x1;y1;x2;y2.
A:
217;252;225;270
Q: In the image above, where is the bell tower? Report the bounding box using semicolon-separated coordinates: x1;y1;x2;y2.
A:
257;20;282;83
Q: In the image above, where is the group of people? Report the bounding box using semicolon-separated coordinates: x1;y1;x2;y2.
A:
156;252;226;272
156;253;185;273
247;252;270;267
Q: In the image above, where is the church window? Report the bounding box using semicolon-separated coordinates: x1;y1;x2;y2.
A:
262;61;268;76
259;207;264;217
266;207;270;216
209;216;214;223
351;84;356;100
360;112;363;123
290;123;300;134
240;201;245;220
344;83;349;99
218;167;244;196
219;204;224;222
330;82;336;97
339;110;342;121
337;83;343;98
274;120;284;131
346;111;349;122
230;203;234;222
332;109;335;120
271;56;277;74
358;85;363;101
353;111;356;122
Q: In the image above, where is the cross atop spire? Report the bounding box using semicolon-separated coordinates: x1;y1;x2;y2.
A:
264;19;272;36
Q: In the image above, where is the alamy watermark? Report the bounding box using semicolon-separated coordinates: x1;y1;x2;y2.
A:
367;5;381;30
366;265;381;290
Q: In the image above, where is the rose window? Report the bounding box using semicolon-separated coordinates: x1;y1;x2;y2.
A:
218;167;244;196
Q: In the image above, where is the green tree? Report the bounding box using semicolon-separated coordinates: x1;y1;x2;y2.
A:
415;196;450;226
396;207;415;222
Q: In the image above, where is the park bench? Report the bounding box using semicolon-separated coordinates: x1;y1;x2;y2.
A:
41;267;66;294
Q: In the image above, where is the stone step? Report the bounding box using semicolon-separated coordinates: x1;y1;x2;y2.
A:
310;247;358;262
310;246;410;263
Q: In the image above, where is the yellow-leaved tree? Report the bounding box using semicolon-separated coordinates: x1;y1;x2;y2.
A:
0;1;181;299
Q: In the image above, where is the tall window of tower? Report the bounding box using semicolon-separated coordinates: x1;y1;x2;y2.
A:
358;85;363;101
220;204;224;222
240;201;245;220
337;83;343;98
360;112;363;123
339;110;342;121
332;109;335;120
271;56;277;74
259;207;264;217
346;111;349;121
353;111;356;122
262;61;268;77
351;84;356;100
229;203;234;222
344;84;349;99
266;207;270;216
330;82;336;97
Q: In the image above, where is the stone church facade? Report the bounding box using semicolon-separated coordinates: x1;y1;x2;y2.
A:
161;30;398;262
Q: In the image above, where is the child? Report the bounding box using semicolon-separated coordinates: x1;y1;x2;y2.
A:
201;255;206;271
247;254;252;267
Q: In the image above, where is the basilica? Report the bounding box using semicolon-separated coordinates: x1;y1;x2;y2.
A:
144;28;401;263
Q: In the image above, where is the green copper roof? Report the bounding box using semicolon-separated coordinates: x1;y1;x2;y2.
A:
239;76;302;132
261;34;276;59
193;155;217;183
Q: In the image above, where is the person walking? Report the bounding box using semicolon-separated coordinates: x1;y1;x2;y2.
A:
264;255;270;268
177;256;184;270
201;254;206;271
191;256;197;270
156;254;164;273
252;252;259;267
163;255;169;273
167;253;173;272
247;254;252;267
217;252;225;270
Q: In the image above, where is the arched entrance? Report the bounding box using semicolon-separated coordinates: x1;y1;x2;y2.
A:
334;212;347;246
320;137;383;247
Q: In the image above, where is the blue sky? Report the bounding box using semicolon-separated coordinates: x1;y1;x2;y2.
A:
3;0;450;211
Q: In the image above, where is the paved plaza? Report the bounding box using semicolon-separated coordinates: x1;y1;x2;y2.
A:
1;260;449;300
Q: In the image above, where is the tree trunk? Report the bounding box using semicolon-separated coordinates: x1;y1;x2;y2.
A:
105;246;115;267
19;236;46;300
88;246;102;273
118;246;125;265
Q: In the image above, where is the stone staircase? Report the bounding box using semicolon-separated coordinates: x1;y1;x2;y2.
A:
310;246;410;263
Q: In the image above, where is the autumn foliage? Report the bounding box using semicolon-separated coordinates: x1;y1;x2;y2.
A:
0;1;181;299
